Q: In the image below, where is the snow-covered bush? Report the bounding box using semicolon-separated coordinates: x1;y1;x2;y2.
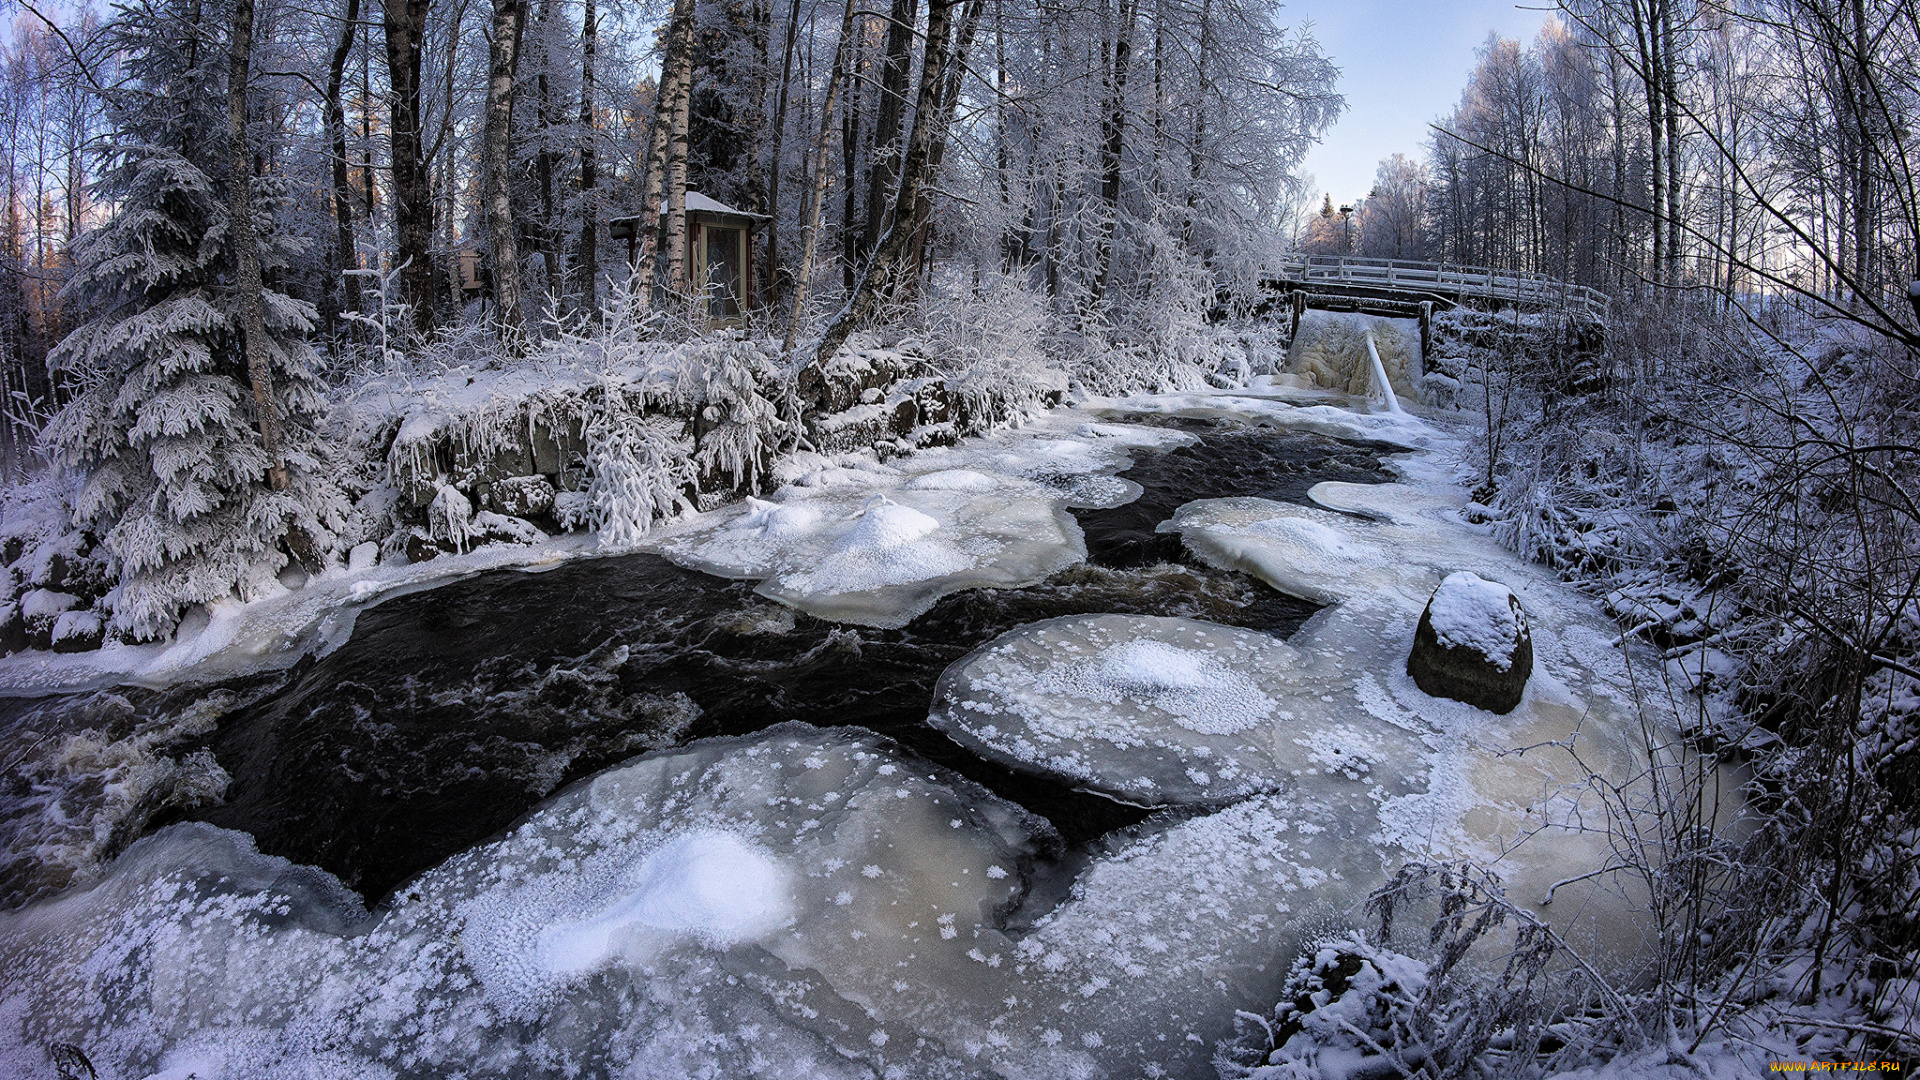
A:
584;413;693;547
1452;293;1920;1064
685;337;797;493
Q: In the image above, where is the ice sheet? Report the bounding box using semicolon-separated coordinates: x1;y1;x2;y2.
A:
1154;483;1702;962
0;724;1408;1079
930;614;1426;807
644;420;1190;628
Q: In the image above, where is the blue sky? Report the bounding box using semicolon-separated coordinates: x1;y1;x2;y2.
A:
1283;0;1556;207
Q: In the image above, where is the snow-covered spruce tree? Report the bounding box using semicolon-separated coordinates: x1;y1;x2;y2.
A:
40;0;346;641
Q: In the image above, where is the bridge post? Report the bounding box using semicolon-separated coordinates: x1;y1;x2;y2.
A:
1419;301;1433;370
1290;290;1306;342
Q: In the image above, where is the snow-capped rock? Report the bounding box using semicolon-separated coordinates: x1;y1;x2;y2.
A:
1407;572;1532;714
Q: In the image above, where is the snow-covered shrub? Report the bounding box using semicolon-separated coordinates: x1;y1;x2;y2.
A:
686;338;797;493
1219;935;1430;1080
583;413;693;547
1458;293;1920;1063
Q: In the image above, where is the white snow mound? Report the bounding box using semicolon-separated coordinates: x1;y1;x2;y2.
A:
1426;571;1522;666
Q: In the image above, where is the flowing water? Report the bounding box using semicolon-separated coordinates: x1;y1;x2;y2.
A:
1;422;1390;911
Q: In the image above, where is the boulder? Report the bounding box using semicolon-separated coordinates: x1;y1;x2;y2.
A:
1407;571;1532;714
405;527;447;563
807;404;892;455
471;511;547;545
20;588;80;651
454;442;537;507
0;602;25;656
530;413;587;478
50;610;104;653
797;347;922;414
488;474;556;518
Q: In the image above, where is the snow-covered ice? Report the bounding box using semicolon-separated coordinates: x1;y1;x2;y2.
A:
0;723;1387;1079
643;419;1190;628
930;613;1424;806
0;391;1744;1079
1155;477;1721;963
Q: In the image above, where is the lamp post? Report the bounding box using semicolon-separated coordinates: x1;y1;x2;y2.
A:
1339;204;1353;255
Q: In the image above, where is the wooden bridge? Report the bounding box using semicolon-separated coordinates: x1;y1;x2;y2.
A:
1266;254;1612;324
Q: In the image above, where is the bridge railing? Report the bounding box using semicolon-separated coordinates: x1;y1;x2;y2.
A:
1270;254;1611;323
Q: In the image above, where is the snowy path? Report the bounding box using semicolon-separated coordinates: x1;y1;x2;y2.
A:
0;388;1704;1080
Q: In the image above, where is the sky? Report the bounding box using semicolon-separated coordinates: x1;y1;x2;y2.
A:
1284;0;1557;208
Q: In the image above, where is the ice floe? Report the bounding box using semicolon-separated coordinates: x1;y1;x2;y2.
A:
929;613;1426;807
643;420;1192;628
0;724;1389;1079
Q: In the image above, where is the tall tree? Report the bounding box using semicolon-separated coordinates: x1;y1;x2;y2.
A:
575;0;598;305
43;0;343;640
814;0;958;362
227;0;287;489
484;0;530;342
384;0;439;330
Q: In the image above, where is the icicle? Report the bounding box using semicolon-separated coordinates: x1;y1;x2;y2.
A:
1363;331;1405;415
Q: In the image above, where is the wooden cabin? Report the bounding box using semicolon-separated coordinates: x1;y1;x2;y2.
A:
607;192;767;324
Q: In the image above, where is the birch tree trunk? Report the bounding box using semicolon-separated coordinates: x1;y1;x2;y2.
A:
659;0;697;299
784;0;858;354
484;0;530;345
632;0;695;312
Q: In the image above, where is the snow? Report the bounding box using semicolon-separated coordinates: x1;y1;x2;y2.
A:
645;419;1183;628
0;720;1461;1079
1425;570;1522;666
528;830;793;977
49;610;101;644
930;614;1413;805
19;589;79;620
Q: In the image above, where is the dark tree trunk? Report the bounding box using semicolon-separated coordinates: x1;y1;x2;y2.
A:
784;0;859;353
814;0;957;363
862;0;918;258
325;0;361;338
766;0;803;308
576;0;597;307
1091;0;1135;305
228;0;287;489
384;0;438;332
536;0;562;292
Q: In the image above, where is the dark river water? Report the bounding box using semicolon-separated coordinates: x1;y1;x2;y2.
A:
7;421;1391;908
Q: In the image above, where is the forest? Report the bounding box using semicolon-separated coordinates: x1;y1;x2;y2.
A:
0;0;1914;1075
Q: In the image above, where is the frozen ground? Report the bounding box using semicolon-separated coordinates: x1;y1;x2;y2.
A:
0;383;1721;1079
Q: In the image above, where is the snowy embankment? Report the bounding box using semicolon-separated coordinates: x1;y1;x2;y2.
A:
0;361;1767;1079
